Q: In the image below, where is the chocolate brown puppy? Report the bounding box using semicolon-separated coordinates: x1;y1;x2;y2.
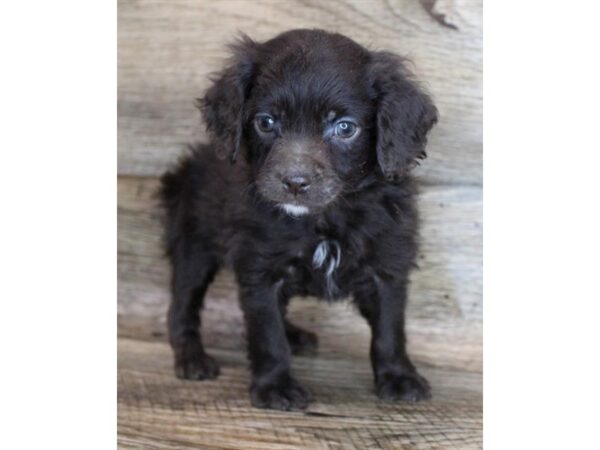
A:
160;29;438;410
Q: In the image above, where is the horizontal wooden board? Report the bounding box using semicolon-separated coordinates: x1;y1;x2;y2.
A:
118;337;482;449
118;175;482;371
118;0;482;185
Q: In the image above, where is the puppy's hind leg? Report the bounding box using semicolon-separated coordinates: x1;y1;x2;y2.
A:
168;241;220;380
279;295;318;356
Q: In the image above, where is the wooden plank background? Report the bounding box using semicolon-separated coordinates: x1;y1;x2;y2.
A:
118;0;482;448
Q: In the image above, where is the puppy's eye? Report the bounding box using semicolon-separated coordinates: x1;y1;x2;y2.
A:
334;120;358;139
255;114;276;133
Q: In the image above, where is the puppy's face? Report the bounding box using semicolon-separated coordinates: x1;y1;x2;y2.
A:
200;30;438;216
245;37;376;216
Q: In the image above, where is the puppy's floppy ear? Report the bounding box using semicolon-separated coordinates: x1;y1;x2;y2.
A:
369;52;438;182
197;35;258;163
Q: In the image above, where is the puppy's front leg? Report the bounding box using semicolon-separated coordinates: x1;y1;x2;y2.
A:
356;275;431;402
240;283;312;410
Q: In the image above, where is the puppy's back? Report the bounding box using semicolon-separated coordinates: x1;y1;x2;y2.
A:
159;144;247;259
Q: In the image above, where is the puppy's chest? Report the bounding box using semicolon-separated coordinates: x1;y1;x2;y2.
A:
282;236;362;299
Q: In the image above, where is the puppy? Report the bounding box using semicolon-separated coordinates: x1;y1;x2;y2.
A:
160;29;438;410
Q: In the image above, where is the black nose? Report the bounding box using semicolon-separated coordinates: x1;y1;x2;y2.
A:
282;175;311;196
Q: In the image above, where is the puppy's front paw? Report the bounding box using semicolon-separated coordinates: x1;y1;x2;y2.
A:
250;374;312;411
174;352;220;380
376;372;431;402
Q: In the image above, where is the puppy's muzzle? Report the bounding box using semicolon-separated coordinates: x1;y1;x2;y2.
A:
255;135;343;211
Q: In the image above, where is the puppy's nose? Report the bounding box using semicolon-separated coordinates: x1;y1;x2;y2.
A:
282;175;311;196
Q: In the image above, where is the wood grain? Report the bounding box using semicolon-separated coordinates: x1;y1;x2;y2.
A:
118;338;482;449
118;0;482;185
118;175;482;372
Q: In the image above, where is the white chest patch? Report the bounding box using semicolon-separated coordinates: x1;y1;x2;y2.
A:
312;239;341;276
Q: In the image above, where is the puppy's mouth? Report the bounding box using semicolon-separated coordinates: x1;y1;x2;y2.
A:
268;186;341;217
255;171;342;217
279;203;310;217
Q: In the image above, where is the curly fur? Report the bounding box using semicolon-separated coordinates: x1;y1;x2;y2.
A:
160;29;438;410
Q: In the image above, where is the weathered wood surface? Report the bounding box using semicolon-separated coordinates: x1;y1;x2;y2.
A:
118;175;482;372
118;338;482;449
118;0;482;185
